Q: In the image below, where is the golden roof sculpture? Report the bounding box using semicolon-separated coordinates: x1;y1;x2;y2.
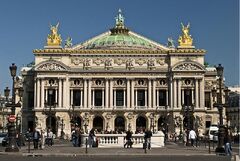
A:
47;23;62;46
178;23;193;48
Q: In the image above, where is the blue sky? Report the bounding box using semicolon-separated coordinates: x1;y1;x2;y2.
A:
0;0;239;93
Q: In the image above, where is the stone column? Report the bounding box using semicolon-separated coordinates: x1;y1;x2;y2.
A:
102;89;104;108
178;79;181;108
114;89;116;108
135;90;137;107
173;79;177;109
105;79;109;108
66;78;70;108
70;90;73;106
63;79;66;108
170;77;173;109
131;80;135;108
123;90;126;107
34;78;37;107
127;79;130;108
145;89;147;108
152;79;156;108
192;89;194;105
166;90;168;106
92;90;95;107
80;90;83;107
199;78;205;109
156;90;159;107
41;79;45;108
109;79;113;108
55;89;58;105
182;90;184;105
148;79;152;108
195;79;199;108
58;79;62;107
83;79;87;108
88;79;92;108
37;78;40;108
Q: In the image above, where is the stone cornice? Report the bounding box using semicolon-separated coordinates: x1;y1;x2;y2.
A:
33;49;168;54
169;48;206;54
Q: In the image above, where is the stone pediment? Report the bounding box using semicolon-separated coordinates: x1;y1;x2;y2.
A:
172;61;205;72
35;60;69;71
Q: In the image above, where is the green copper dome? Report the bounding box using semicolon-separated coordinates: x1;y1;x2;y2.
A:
83;33;157;50
74;9;167;51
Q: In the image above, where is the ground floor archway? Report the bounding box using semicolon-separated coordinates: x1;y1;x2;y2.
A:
93;116;103;132
114;116;125;132
136;116;146;133
46;116;57;134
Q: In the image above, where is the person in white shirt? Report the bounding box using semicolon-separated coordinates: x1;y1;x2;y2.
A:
188;129;197;147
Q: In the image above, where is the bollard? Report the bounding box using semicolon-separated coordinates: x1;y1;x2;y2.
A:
208;140;210;154
85;138;88;154
28;138;31;153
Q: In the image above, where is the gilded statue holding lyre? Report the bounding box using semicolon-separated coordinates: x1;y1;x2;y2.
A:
178;23;193;47
47;23;62;46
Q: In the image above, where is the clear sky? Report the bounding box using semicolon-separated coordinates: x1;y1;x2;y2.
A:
0;0;239;94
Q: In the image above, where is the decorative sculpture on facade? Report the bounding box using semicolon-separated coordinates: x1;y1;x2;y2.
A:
167;37;175;48
126;58;134;70
115;9;124;27
105;58;113;70
178;23;193;48
148;58;156;70
47;23;62;46
64;37;73;48
37;63;66;71
83;58;92;69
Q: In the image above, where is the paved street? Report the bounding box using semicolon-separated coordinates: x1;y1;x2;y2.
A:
0;155;233;161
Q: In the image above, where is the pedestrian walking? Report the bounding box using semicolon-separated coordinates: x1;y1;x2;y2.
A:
88;128;96;147
224;129;232;156
40;129;45;149
144;129;152;150
188;129;197;147
46;128;53;146
124;130;133;148
32;128;41;149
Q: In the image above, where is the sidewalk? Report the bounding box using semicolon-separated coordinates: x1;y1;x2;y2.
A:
0;140;238;158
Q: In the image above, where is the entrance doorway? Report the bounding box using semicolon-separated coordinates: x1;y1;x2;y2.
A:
114;116;125;132
46;116;57;134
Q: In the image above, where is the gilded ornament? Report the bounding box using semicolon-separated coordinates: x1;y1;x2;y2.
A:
178;23;193;48
47;23;62;46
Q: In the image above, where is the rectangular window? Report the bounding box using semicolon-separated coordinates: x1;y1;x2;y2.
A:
159;90;166;106
116;90;124;106
205;121;211;128
73;90;81;106
205;92;211;109
47;89;56;106
184;89;192;106
137;90;145;106
95;90;102;106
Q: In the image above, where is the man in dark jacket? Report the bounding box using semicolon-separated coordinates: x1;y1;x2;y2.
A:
124;130;133;148
32;128;41;149
144;129;152;149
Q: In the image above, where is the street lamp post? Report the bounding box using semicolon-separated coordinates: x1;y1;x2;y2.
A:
44;85;56;137
5;63;22;152
214;64;225;154
69;104;76;130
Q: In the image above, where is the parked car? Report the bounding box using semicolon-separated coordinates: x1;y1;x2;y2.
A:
0;133;7;145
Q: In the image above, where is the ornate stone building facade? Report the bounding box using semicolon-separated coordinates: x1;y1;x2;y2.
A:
21;10;227;138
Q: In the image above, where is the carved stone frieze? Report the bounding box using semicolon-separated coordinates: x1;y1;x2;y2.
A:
148;58;156;70
37;63;66;71
126;58;135;70
174;63;202;71
157;58;166;66
93;57;104;65
114;58;126;65
135;58;147;66
83;58;92;70
71;58;83;65
105;58;113;70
